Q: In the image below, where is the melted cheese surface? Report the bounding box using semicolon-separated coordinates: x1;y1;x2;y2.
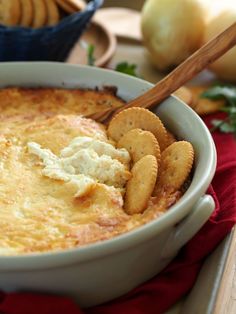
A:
0;88;166;255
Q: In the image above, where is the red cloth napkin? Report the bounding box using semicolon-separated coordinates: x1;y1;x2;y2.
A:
1;113;236;314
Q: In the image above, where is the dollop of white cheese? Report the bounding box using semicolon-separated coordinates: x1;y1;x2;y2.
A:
28;137;131;198
61;136;130;166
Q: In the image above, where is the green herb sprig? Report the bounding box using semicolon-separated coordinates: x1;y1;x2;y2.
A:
87;44;95;66
201;85;236;137
115;62;139;77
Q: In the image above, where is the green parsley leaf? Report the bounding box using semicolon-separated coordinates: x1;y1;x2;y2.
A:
87;44;95;66
115;62;139;77
201;86;236;100
221;107;236;114
201;85;236;137
211;119;234;133
201;86;236;106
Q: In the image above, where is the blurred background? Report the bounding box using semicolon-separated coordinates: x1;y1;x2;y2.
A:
1;0;236;85
0;0;236;120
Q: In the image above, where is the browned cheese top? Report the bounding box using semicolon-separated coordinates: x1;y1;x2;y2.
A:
0;88;173;255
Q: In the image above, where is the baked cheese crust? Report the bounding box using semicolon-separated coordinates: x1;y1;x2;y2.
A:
0;88;167;255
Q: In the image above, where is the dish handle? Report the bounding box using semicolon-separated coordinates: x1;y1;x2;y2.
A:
161;194;215;259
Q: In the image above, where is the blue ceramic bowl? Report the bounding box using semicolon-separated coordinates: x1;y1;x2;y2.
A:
0;0;103;62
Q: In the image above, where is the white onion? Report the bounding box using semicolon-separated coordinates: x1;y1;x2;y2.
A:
204;8;236;82
141;0;206;71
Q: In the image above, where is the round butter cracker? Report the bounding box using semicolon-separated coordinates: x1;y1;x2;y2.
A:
189;85;225;115
154;141;194;196
108;107;168;151
165;130;176;147
31;0;47;28
174;86;194;108
45;0;60;26
125;155;158;215
19;0;33;27
0;0;21;26
117;128;161;164
66;0;86;11
55;0;85;13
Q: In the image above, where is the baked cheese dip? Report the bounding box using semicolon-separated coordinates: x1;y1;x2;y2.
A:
0;88;194;255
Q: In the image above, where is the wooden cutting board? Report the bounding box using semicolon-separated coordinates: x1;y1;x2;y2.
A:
67;20;117;67
94;7;142;42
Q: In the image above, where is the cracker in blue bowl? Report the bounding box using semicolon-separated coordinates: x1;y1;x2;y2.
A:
19;0;34;27
0;0;21;26
0;0;103;61
56;0;86;14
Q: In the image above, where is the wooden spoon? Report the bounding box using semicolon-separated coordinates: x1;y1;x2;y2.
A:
87;22;236;124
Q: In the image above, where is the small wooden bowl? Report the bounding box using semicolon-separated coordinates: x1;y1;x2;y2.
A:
67;20;117;67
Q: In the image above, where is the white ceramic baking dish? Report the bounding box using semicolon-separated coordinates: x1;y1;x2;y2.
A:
0;62;216;307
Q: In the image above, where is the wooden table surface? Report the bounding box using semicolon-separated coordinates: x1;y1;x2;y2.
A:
213;227;236;314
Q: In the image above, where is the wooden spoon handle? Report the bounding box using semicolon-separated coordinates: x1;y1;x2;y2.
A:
125;22;236;110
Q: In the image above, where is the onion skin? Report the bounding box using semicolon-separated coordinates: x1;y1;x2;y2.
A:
141;0;206;71
204;11;236;82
